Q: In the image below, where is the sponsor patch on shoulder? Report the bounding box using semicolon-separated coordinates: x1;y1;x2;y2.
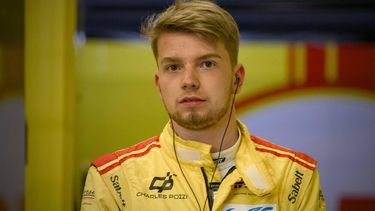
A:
82;189;95;199
224;204;277;211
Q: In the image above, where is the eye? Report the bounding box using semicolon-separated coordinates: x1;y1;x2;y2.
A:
166;64;180;72
200;60;216;69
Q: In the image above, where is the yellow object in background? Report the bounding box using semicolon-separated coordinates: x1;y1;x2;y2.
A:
25;0;76;210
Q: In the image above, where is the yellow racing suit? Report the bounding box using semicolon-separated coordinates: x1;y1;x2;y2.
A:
81;121;326;211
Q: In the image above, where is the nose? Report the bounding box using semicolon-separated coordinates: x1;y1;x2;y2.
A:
182;68;200;90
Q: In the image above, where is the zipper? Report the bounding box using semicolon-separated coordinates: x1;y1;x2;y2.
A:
200;166;237;211
222;166;236;181
201;167;213;211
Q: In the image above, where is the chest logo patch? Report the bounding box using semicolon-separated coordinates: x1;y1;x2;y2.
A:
149;172;176;193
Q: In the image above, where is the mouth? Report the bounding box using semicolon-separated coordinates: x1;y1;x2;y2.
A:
179;96;206;106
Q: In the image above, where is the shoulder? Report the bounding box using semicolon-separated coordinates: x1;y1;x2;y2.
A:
250;135;317;171
92;136;160;175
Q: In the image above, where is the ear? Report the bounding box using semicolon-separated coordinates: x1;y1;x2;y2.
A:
155;73;163;100
233;64;245;94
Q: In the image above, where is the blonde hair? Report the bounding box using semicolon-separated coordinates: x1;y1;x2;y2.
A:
141;0;240;66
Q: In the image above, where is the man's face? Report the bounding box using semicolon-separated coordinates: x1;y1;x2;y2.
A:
155;32;241;130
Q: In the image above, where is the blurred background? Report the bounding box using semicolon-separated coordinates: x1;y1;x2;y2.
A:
1;0;374;210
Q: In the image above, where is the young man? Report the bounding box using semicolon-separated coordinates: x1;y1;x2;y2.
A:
81;1;326;210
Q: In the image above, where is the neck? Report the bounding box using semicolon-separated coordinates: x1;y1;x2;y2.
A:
171;111;239;153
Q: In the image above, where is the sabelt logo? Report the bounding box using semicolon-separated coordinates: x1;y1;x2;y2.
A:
149;172;175;193
224;204;276;211
288;170;304;204
111;175;126;207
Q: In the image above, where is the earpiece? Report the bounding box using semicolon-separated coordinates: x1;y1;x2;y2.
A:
235;74;240;85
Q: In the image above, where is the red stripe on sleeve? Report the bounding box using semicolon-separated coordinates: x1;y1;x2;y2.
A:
92;136;159;168
251;135;317;165
97;143;160;175
115;136;159;157
92;153;118;168
256;147;316;171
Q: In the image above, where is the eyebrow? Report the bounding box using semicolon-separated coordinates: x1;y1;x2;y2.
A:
160;57;180;65
160;53;223;65
198;53;223;61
